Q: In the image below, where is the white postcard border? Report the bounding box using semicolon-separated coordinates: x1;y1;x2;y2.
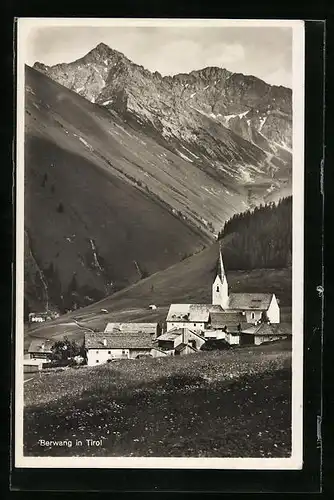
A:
15;17;305;470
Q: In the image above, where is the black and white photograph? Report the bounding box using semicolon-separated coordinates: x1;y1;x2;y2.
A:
15;18;304;469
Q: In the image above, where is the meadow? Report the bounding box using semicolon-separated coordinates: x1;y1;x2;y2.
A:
24;340;292;458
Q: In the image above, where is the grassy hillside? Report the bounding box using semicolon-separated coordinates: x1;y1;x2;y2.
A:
24;341;291;458
25;241;292;347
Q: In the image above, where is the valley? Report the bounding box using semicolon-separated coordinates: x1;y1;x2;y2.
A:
25;41;292;326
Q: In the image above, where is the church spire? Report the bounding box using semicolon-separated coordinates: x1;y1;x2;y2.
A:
218;244;226;282
212;244;229;308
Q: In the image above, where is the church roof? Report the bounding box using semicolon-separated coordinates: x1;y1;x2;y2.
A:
217;246;226;282
166;304;223;323
228;293;273;311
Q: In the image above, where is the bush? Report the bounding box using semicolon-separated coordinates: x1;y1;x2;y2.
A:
201;339;231;351
49;337;83;362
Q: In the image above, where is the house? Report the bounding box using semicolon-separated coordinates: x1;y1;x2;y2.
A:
156;330;182;351
166;304;223;332
84;332;156;365
104;322;160;338
28;311;59;323
28;339;53;360
205;311;245;340
156;327;206;354
239;322;292;346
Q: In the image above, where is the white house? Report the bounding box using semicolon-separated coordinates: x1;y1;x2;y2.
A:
166;304;223;332
84;332;156;366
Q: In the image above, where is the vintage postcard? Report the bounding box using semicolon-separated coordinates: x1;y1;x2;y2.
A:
15;18;304;469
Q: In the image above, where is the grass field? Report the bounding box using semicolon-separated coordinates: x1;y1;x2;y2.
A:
24;340;291;458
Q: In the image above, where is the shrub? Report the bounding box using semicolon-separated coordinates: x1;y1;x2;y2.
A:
201;339;231;351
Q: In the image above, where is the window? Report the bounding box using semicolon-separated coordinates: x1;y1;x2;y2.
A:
194;323;196;327
96;360;99;363
251;313;255;319
122;350;126;354
108;351;111;354
96;350;99;354
216;286;219;292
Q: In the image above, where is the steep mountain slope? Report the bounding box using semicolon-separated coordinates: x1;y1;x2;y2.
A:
25;66;217;313
34;43;292;203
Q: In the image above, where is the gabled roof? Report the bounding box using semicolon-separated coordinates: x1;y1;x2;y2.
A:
28;339;53;354
210;312;245;328
175;343;197;353
228;293;273;311
157;331;183;342
217;246;226;283
85;332;153;349
166;327;205;339
166;304;223;322
104;322;158;334
241;322;292;336
227;322;253;333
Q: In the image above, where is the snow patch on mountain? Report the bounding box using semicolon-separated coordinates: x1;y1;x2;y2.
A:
224;110;249;123
176;150;193;162
259;116;267;131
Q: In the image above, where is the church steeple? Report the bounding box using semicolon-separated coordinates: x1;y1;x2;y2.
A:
212;245;229;309
218;245;226;282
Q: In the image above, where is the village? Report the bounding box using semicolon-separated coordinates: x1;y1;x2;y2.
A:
24;248;292;372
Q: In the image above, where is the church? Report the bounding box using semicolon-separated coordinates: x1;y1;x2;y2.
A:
166;247;280;334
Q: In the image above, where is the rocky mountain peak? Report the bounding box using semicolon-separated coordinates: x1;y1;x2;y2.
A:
33;61;49;72
82;42;127;64
32;42;292;188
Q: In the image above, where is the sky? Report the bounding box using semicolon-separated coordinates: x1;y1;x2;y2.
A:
24;24;293;88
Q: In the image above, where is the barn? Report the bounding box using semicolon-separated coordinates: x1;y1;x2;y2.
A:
239;323;292;346
28;339;53;361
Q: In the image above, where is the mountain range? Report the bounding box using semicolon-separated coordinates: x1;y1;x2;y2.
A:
25;42;292;314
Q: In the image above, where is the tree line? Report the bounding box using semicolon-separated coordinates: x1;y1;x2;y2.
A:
218;196;292;270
